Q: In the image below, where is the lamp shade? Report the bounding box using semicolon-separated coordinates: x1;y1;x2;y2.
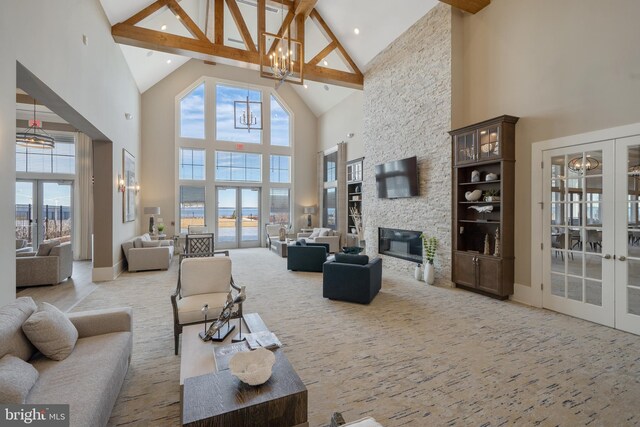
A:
303;207;316;214
144;207;160;215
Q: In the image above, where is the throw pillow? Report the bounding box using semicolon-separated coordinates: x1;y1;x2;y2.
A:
36;240;60;257
141;240;161;248
133;237;144;248
0;297;37;361
0;355;39;404
141;233;151;241
318;228;331;237
335;253;369;265
160;240;172;247
308;228;321;238
22;303;78;361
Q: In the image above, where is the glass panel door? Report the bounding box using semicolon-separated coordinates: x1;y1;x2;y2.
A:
40;181;73;245
615;136;640;335
543;142;615;327
15;181;36;249
216;187;237;248
239;188;260;247
216;187;261;249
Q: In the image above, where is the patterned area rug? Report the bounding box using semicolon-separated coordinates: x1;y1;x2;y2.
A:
71;248;640;426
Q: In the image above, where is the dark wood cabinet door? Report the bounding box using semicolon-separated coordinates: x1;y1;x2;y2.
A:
453;252;477;288
477;256;502;294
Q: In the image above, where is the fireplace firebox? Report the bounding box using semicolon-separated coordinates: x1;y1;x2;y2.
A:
378;227;423;263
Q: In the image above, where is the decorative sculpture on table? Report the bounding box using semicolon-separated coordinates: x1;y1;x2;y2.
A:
494;227;501;256
471;170;480;182
199;286;247;342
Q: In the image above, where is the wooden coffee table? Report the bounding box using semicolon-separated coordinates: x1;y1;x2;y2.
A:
180;314;308;427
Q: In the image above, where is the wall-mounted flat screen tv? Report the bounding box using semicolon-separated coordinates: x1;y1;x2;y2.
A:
375;156;419;199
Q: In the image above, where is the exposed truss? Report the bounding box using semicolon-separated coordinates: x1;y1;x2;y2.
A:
439;0;490;14
111;0;363;89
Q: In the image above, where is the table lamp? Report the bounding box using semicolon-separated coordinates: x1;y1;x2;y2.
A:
303;206;316;227
144;207;160;234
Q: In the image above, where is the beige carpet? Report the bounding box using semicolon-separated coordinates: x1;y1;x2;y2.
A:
71;248;640;426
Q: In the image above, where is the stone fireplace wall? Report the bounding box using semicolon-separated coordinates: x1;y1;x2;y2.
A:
362;4;453;282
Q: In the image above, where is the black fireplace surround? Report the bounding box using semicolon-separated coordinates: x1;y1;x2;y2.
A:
378;227;423;263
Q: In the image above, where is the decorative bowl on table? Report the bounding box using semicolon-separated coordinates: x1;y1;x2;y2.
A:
342;246;364;254
229;348;276;386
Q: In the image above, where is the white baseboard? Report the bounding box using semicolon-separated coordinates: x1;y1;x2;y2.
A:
92;266;114;282
510;282;542;308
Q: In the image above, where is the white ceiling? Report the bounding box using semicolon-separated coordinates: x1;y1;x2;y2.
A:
99;0;439;116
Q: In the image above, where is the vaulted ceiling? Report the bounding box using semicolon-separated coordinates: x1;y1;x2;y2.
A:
99;0;484;115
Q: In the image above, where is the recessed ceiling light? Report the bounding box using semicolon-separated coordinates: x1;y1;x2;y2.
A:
354;28;360;35
161;24;167;31
166;59;172;64
146;51;154;57
323;60;328;66
303;84;308;89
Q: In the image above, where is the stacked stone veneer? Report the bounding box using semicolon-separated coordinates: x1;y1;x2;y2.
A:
362;4;452;283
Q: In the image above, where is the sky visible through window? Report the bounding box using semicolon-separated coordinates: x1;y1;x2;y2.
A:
180;83;205;139
270;95;290;147
216;85;261;144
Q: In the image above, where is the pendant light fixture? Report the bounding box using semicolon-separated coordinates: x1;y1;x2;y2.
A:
16;100;55;149
259;1;303;86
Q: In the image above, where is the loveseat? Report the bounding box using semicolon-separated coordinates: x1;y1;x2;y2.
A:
0;297;133;427
121;233;173;272
16;241;73;287
297;227;341;253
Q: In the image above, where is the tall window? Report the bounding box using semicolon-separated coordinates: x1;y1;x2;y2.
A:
270;95;290;147
216;84;261;144
323;187;337;229
180;83;205;139
270;188;290;224
16;137;75;174
215;151;262;182
270;155;290;183
324;151;337;182
179;186;206;233
179;148;205;180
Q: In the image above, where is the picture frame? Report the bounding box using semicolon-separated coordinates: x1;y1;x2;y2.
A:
123;149;136;223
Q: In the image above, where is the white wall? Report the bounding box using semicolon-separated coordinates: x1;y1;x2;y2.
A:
457;0;640;289
141;60;317;237
0;0;141;303
318;91;364;160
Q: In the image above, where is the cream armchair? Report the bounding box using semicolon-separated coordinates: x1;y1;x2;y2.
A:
297;227;341;253
16;242;73;287
171;251;243;354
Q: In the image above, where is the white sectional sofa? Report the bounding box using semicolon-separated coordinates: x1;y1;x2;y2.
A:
297;227;341;253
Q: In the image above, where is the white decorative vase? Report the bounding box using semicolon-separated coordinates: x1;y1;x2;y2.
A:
414;264;423;281
465;189;482;201
424;263;435;285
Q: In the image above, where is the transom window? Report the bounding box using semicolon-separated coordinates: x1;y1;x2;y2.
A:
216;84;262;144
324;151;337;182
215;151;262;182
179;148;205;180
16;136;75;174
270;155;290;183
270;188;290;224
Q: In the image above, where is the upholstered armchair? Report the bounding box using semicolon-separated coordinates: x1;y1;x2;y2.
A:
323;253;382;304
297;227;341;253
287;241;330;272
171;251;243;355
16;242;73;287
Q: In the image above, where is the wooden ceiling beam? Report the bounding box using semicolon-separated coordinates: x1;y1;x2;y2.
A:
16;94;43;106
258;0;266;54
112;23;260;63
226;0;258;52
267;0;294;7
166;0;209;41
308;41;336;66
123;0;169;26
439;0;490;14
309;9;362;76
293;0;318;17
304;64;363;89
214;0;224;44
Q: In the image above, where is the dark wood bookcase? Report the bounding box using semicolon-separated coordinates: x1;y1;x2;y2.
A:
450;115;519;299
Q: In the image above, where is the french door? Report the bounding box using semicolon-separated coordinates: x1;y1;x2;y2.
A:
215;187;260;249
15;180;73;249
542;139;640;334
